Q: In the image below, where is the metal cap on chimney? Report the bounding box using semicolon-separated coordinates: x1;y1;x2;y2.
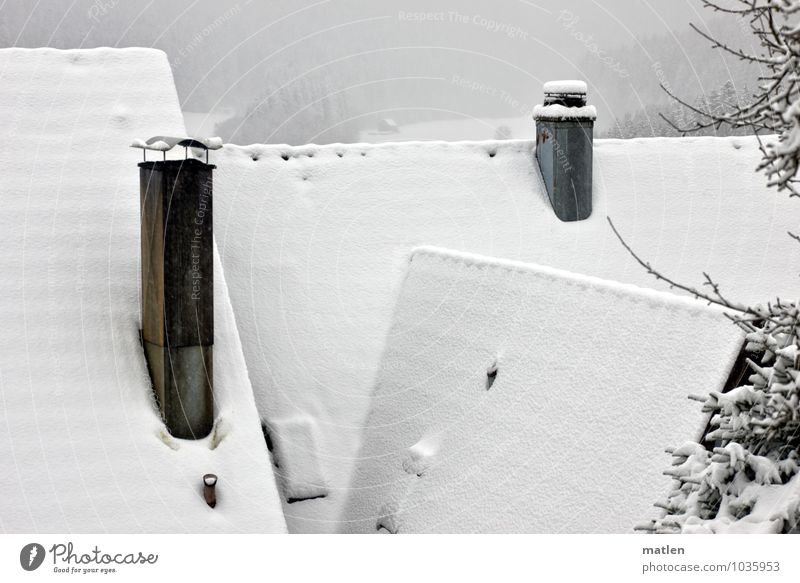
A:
533;80;595;222
543;80;588;107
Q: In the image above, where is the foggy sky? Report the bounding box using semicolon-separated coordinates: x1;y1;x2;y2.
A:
0;1;745;136
0;0;706;75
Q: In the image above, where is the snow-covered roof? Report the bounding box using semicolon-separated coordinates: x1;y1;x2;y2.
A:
4;46;797;534
0;48;286;532
213;134;800;532
341;247;744;533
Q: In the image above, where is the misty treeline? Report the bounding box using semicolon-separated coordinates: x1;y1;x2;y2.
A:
588;15;763;138
607;80;754;138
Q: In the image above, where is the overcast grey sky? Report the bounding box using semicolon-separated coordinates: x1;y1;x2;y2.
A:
0;1;715;78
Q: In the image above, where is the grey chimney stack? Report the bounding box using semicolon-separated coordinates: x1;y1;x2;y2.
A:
533;80;595;222
135;136;221;439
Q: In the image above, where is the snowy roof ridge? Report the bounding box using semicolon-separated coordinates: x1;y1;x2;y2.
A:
221;134;762;160
0;46;170;58
410;245;738;317
221;137;533;157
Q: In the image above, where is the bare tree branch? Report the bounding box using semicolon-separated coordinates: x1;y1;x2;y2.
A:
606;217;785;331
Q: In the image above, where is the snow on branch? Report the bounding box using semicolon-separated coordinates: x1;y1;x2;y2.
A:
663;0;800;196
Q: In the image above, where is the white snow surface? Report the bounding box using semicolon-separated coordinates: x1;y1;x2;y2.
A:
0;48;286;532
341;247;744;533
213;134;800;532
544;80;588;94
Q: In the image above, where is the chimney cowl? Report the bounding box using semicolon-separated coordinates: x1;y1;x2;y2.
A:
535;80;595;120
543;80;587;107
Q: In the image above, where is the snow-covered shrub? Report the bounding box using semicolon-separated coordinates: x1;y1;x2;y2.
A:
640;305;800;533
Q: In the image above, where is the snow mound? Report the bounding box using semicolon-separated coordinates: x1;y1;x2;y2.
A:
213;134;799;531
402;436;440;477
340;247;744;533
544;80;587;94
0;48;285;533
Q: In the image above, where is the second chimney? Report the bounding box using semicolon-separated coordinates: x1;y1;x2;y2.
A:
533;80;595;222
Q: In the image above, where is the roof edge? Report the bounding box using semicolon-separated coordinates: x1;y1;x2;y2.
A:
408;245;743;318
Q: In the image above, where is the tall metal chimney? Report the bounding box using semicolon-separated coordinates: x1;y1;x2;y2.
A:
533;80;595;222
134;136;221;439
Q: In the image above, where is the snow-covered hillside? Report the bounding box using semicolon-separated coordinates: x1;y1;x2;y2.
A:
213;135;800;532
0;48;286;532
342;247;743;533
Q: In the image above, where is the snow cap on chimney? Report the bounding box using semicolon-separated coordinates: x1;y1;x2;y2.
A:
543;80;587;105
535;80;596;121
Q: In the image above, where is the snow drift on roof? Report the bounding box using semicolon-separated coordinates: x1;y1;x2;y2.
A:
0;47;285;532
341;247;744;533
